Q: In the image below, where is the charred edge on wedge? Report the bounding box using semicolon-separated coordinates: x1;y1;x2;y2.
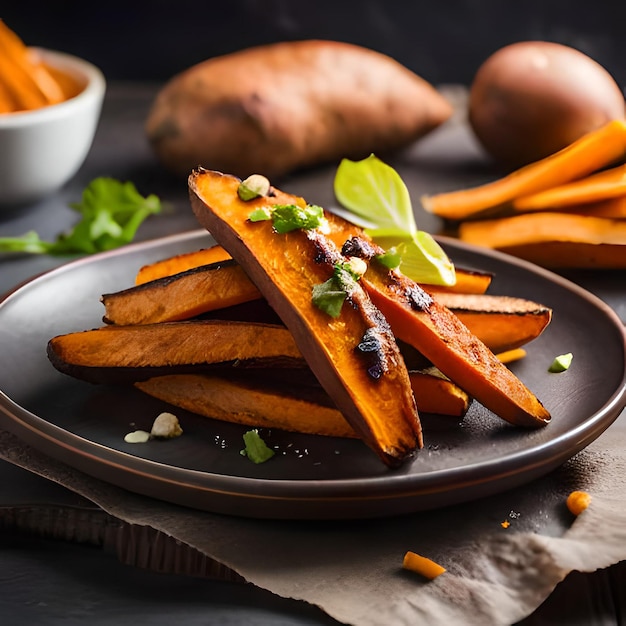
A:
308;231;396;383
342;236;434;313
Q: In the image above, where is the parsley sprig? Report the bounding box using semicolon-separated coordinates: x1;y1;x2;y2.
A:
0;178;162;255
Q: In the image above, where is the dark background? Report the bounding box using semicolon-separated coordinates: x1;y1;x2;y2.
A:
3;0;625;90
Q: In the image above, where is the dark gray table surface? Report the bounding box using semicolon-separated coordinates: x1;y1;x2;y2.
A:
1;83;625;625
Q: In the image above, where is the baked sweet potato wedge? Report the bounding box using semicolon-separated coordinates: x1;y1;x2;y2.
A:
101;260;261;325
341;236;551;428
189;169;422;466
102;253;542;353
134;243;494;294
135;367;470;440
136;373;358;438
48;319;470;418
135;246;232;285
432;292;552;354
47;320;306;384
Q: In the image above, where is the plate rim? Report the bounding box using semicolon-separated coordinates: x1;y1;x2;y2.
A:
1;230;625;518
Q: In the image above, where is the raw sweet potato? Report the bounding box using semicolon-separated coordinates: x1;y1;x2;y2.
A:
458;212;626;269
189;169;422;466
146;40;452;179
0;20;79;113
421;119;626;221
512;164;626;211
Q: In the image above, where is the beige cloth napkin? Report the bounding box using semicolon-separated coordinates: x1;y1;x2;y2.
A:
1;415;625;626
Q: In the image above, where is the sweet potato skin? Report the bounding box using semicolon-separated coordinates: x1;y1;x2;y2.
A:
146;40;452;179
189;169;422;466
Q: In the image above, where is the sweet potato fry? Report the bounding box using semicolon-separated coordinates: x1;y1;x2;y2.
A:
135;366;471;440
458;212;626;269
103;257;543;353
48;319;471;418
135;246;232;285
101;259;260;325
432;292;551;354
341;236;551;428
47;320;306;384
135;242;494;294
189;169;422;466
421;120;626;220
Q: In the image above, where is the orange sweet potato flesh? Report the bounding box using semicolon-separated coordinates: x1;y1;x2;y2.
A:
512;163;626;212
421;120;626;221
104;259;540;353
458;212;626;269
568;196;626;218
136;373;358;438
48;317;470;419
189;169;422;466
340;237;551;427
0;20;70;113
135;246;232;285
101;259;261;325
136;368;470;440
136;243;494;294
432;292;552;354
47;320;306;384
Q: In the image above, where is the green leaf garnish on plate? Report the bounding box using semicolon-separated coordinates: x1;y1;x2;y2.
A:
548;352;573;373
241;429;275;464
0;177;163;256
333;154;456;286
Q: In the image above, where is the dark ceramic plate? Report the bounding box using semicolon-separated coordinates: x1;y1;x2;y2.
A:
1;230;625;519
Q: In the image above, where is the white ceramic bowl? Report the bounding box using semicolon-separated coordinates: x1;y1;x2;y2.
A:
0;48;106;207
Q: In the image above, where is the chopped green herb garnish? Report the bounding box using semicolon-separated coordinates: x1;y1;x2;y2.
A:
241;429;275;463
312;278;347;318
248;203;326;233
312;263;359;318
248;207;273;222
271;204;325;233
375;247;402;270
548;352;573;372
333;154;455;286
0;177;162;256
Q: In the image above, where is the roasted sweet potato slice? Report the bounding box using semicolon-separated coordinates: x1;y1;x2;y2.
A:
189;169;422;466
341;237;551;427
102;256;537;353
135;246;232;285
432;292;552;354
134;242;494;294
135;367;470;440
136;373;357;438
48;318;470;418
47;320;305;384
101;259;261;325
458;212;626;269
